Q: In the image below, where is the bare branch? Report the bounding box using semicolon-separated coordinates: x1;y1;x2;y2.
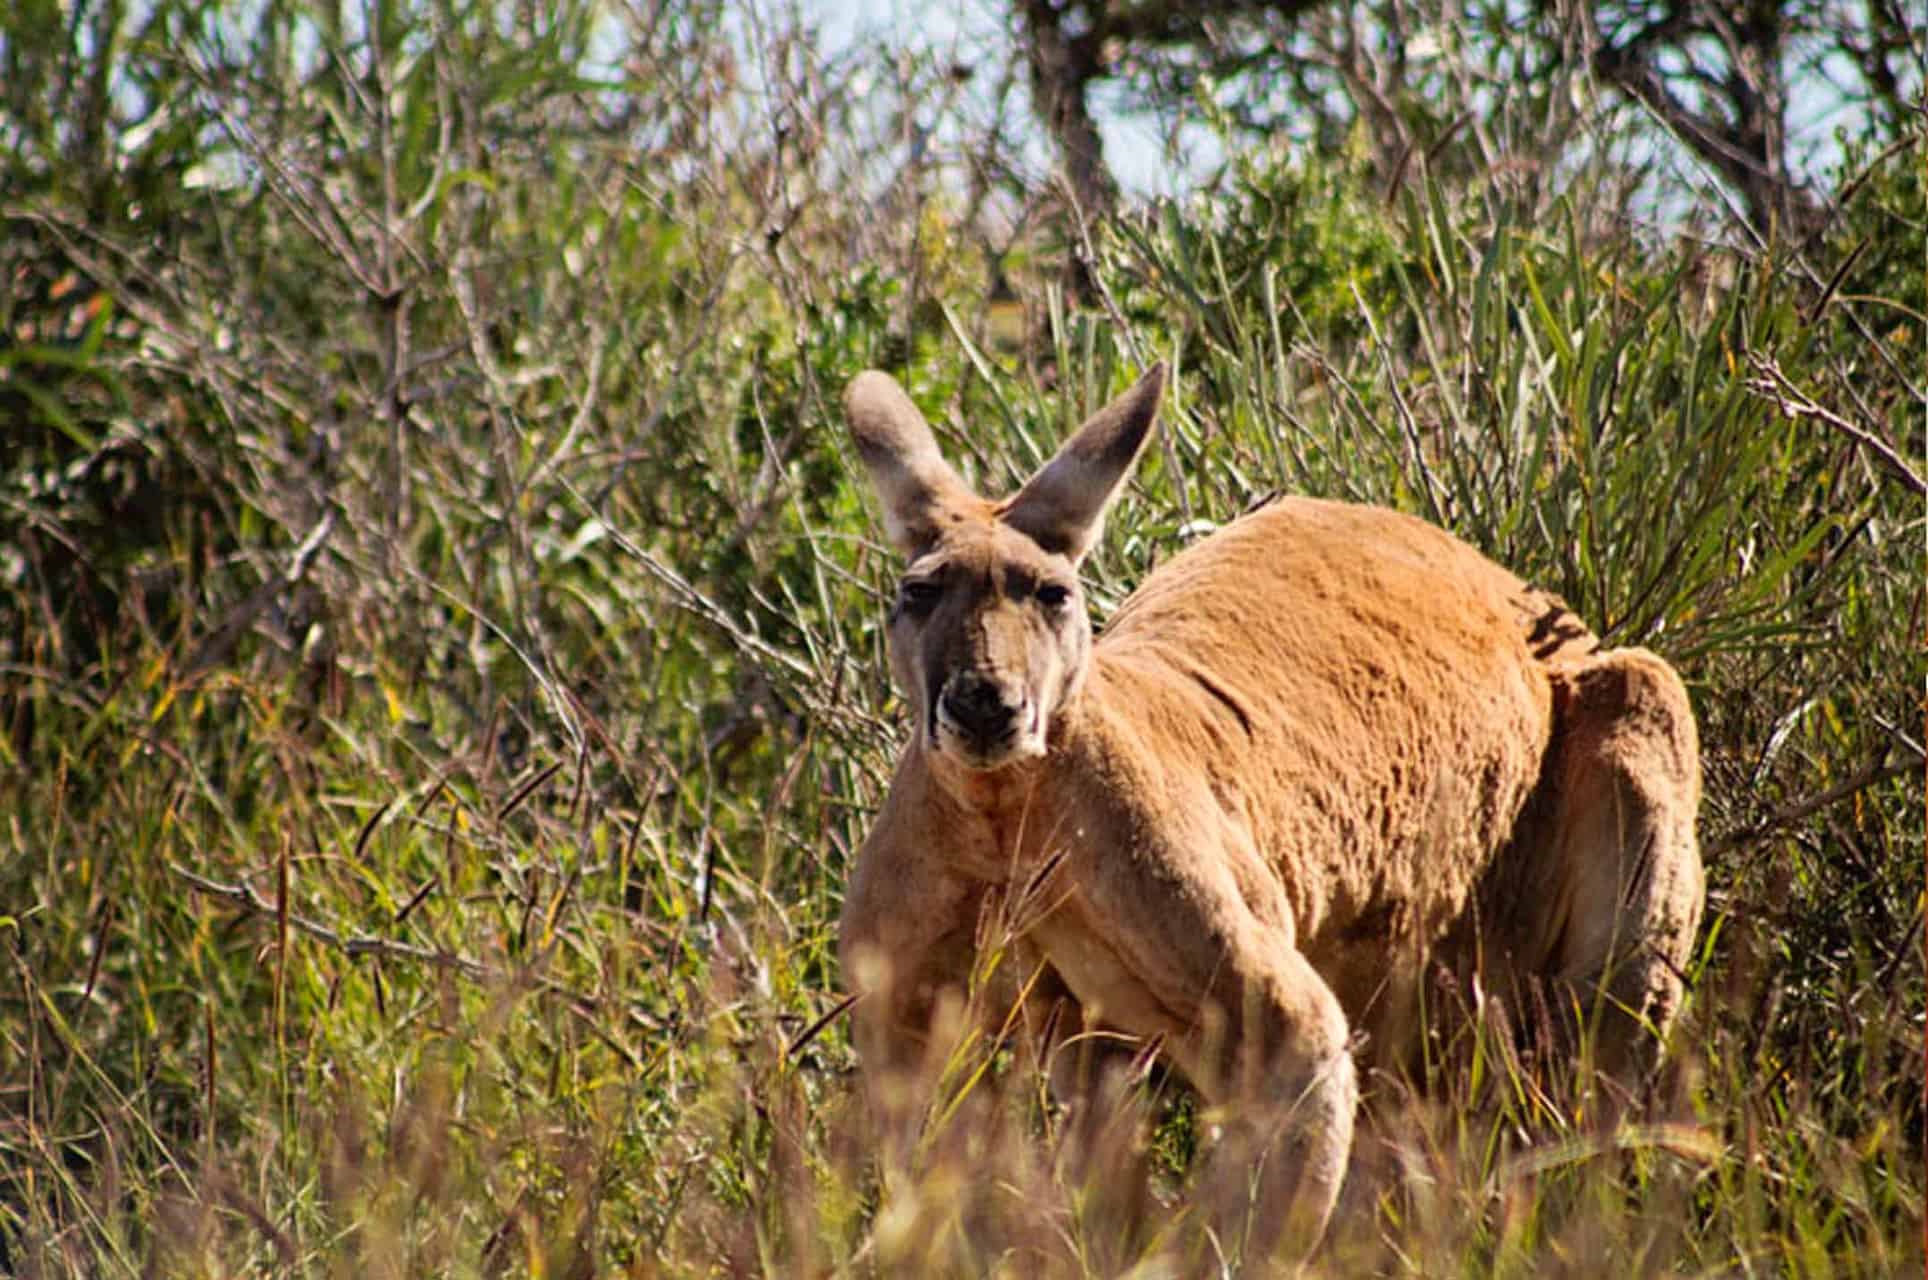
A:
1745;353;1927;498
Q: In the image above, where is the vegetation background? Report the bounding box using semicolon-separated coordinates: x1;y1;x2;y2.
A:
0;0;1921;1273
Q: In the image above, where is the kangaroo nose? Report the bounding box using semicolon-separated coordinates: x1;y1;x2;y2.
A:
941;673;1017;739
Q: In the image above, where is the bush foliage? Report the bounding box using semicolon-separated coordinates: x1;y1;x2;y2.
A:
1;1;1921;1275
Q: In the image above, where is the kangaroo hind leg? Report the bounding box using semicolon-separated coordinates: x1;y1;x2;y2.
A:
1540;647;1705;1084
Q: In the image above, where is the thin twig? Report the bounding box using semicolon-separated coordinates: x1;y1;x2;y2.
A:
173;864;490;978
1744;354;1927;498
558;474;814;682
1707;758;1916;857
169;864;661;1064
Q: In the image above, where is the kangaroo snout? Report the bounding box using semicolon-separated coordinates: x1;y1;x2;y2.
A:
937;671;1022;745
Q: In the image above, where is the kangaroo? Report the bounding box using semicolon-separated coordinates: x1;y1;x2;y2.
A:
837;363;1703;1260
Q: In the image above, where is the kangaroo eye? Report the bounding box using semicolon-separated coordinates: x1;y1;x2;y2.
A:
900;580;943;613
1036;583;1072;609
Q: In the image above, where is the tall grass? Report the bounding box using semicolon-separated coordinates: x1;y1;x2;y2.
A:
1;3;1921;1275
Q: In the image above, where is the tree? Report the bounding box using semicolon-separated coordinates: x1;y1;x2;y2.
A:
1013;0;1924;235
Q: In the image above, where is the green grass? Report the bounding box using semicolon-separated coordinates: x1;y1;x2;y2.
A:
1;5;1922;1274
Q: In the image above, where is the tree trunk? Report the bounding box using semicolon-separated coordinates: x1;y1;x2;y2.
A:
1018;0;1120;225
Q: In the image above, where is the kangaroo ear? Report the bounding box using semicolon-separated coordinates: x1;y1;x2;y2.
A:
845;371;975;556
1002;363;1165;563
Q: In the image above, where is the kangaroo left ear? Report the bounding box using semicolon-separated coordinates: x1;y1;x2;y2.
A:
1001;363;1166;563
845;370;980;556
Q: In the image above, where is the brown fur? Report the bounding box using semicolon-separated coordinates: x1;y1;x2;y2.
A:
838;364;1704;1261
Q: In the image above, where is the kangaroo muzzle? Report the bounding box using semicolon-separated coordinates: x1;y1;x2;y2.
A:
934;671;1038;766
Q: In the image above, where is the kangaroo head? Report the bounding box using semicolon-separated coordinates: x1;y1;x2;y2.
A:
846;365;1165;773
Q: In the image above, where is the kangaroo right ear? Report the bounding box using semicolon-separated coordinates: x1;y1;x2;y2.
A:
1001;363;1165;563
845;371;976;556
